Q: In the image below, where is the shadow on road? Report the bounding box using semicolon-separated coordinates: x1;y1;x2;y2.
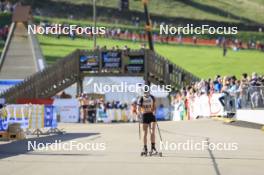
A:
0;132;100;160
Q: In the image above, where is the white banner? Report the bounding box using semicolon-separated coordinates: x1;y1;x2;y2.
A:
189;94;224;118
172;93;225;120
208;94;224;116
53;99;79;123
191;94;224;117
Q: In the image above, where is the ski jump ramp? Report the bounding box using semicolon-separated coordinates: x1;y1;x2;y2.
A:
0;6;45;91
0;22;38;79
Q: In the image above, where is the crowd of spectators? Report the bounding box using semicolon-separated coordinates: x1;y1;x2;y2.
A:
0;1;20;42
172;72;264;115
0;24;8;41
37;20;264;52
0;0;19;13
53;71;264;124
1;2;263;51
77;93;130;123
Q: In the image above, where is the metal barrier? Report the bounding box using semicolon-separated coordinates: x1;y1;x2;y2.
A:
239;86;264;109
221;86;264;111
220;93;236;114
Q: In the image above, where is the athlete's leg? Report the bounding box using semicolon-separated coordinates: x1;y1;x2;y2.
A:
80;107;84;123
143;123;148;148
84;108;88;123
150;121;156;149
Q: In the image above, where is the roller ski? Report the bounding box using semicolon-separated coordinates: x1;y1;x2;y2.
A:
149;147;162;157
140;146;148;156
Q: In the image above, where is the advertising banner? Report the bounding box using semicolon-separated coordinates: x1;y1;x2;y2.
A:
0;104;57;131
44;105;57;128
29;104;44;129
0;104;29;131
187;94;224;118
125;55;144;73
53;99;79;123
80;55;99;71
102;51;122;69
208;94;224;116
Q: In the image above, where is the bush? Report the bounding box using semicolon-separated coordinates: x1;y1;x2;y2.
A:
0;13;12;28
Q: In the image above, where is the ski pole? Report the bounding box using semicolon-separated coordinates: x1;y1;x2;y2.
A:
138;114;141;140
139;120;141;140
156;122;163;142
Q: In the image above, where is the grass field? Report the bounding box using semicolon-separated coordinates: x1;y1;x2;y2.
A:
52;0;264;24
34;16;264;42
38;35;264;79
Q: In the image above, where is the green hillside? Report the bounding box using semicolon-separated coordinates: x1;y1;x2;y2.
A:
51;0;264;24
38;35;264;79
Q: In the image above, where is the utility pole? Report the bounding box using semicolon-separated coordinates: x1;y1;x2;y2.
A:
93;0;97;49
142;0;154;51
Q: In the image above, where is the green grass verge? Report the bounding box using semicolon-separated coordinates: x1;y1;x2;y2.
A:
38;35;264;79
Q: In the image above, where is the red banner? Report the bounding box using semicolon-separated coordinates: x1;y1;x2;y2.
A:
16;98;54;105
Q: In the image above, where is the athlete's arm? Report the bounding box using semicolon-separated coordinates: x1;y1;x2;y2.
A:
137;97;143;115
150;95;156;113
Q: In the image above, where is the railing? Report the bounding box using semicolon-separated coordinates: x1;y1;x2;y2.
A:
0;49;200;103
0;22;15;70
28;22;47;71
238;86;264;109
220;86;264;112
147;50;200;87
0;50;80;103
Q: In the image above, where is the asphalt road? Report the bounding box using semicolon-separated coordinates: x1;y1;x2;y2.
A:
0;119;264;175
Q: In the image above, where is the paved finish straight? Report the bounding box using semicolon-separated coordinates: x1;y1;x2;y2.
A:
0;119;263;175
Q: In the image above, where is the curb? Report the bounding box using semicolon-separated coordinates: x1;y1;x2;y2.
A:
211;116;225;121
223;118;236;123
211;117;236;123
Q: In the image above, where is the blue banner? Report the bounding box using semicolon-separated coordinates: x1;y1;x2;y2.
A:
44;105;57;128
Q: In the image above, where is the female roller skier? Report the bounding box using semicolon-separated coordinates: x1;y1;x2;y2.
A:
137;89;158;156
